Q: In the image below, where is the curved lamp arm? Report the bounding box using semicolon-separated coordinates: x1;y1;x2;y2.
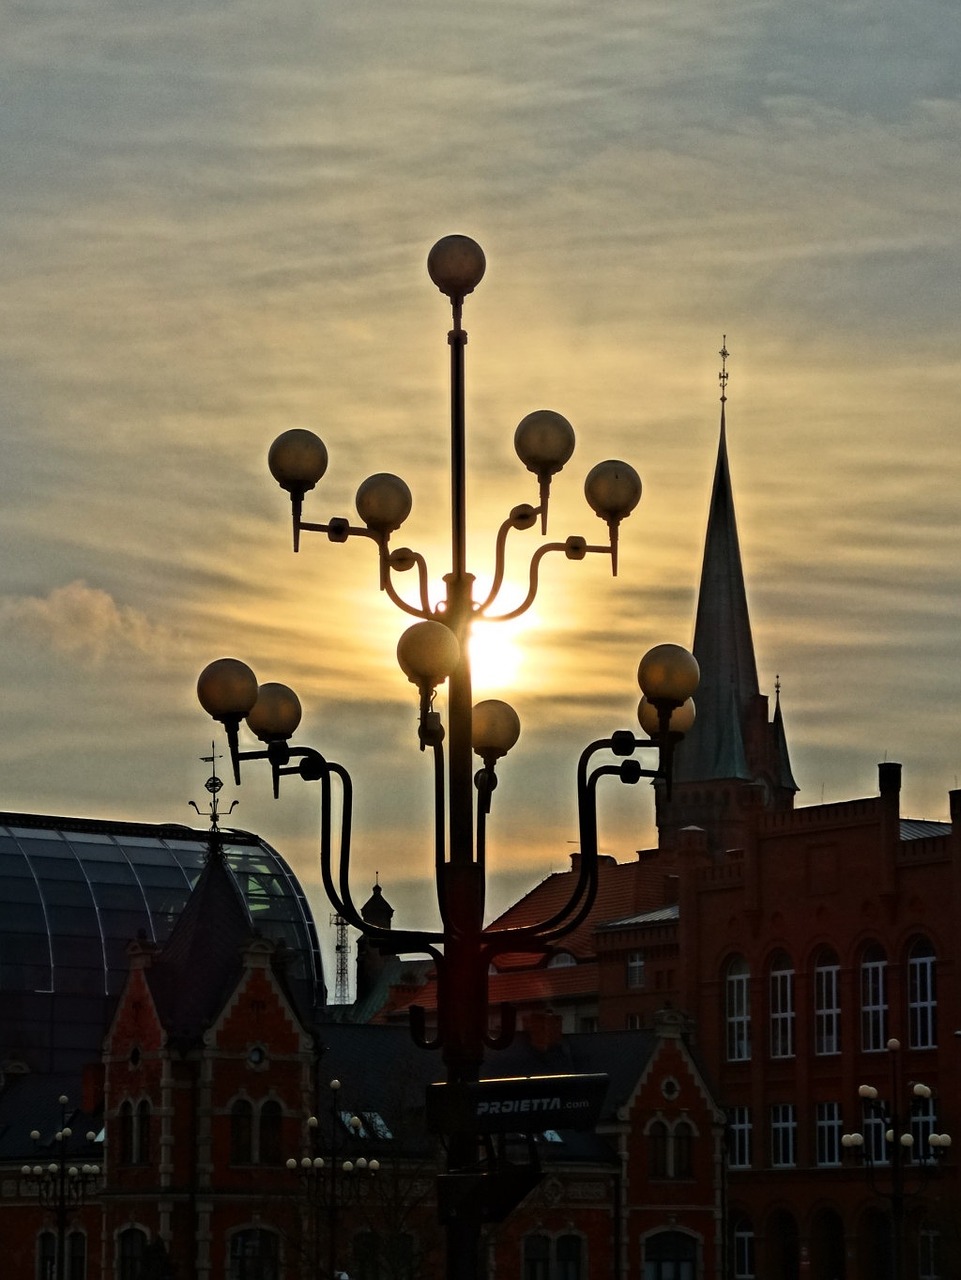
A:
479;538;611;624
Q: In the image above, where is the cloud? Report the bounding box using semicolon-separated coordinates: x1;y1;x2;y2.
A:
0;580;170;665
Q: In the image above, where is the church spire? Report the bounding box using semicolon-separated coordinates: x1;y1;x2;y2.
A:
674;340;758;783
658;342;797;852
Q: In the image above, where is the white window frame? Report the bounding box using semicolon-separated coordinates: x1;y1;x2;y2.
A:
726;958;751;1062
770;1103;797;1168
815;1101;842;1167
860;946;888;1052
627;950;646;989
814;953;841;1056
909;940;937;1050
727;1107;752;1169
769;955;795;1059
732;1220;755;1280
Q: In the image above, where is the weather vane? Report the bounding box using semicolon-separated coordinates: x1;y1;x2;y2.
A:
719;335;730;403
189;742;238;831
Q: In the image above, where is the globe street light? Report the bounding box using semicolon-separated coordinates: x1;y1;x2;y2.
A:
286;1079;379;1280
20;1095;100;1280
841;1038;951;1280
198;237;697;1280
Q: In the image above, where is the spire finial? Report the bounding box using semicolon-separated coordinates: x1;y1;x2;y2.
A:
189;743;238;855
775;673;781;702
719;335;729;404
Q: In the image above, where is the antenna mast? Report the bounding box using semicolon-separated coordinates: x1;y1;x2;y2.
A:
330;913;350;1004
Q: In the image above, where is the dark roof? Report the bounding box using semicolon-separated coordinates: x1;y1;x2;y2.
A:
144;847;257;1043
0;812;324;1073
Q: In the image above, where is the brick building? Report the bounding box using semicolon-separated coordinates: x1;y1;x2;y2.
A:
375;391;960;1279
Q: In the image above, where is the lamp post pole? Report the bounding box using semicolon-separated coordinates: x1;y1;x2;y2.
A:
197;237;699;1280
842;1038;951;1280
286;1079;378;1280
21;1096;100;1280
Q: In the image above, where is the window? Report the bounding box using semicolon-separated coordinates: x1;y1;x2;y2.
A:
118;1099;150;1165
37;1232;56;1280
770;1104;797;1168
67;1232;86;1280
673;1120;694;1179
230;1099;254;1165
909;938;937;1049
815;1102;842;1167
769;953;795;1059
136;1100;151;1165
911;1093;937;1163
862;1107;889;1166
556;1235;582;1280
523;1234;550;1280
814;949;841;1056
118;1228;147;1280
727;1107;752;1169
725;956;751;1062
643;1231;697;1280
229;1229;279;1280
119;1100;134;1165
522;1233;584;1280
627;950;646;988
259;1099;283;1165
861;944;888;1052
919;1225;941;1280
731;1217;756;1280
648;1120;669;1179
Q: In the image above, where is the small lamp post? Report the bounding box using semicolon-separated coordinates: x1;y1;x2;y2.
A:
198;237;697;1280
841;1038;951;1280
20;1096;100;1280
286;1079;379;1280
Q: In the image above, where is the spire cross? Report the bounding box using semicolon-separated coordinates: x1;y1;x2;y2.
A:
719;336;730;403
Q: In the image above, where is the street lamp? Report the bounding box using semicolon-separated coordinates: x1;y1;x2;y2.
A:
198;236;697;1279
285;1079;379;1280
841;1038;951;1280
20;1095;100;1280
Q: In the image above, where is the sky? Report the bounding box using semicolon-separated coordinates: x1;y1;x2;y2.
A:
2;0;960;989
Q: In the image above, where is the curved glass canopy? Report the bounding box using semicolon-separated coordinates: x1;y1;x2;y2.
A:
0;813;324;1073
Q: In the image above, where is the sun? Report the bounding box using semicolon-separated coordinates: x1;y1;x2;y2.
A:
468;619;527;695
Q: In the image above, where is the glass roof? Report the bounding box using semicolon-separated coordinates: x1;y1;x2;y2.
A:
0;813;324;1073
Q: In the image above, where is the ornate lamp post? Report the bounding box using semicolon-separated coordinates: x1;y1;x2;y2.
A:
197;236;697;1279
286;1078;379;1280
20;1095;100;1280
841;1038;951;1280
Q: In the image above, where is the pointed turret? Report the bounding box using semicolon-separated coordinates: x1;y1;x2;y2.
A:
656;343;797;851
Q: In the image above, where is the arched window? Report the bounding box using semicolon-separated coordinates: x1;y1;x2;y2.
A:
769;951;795;1059
230;1099;254;1165
860;944;888;1052
135;1099;151;1164
730;1216;755;1280
117;1227;147;1280
908;938;937;1049
556;1234;583;1280
643;1230;697;1280
725;956;751;1061
67;1231;86;1280
813;948;841;1055
229;1229;279;1280
648;1119;669;1179
673;1120;694;1179
119;1100;135;1165
37;1231;56;1280
523;1234;550;1280
259;1099;283;1165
